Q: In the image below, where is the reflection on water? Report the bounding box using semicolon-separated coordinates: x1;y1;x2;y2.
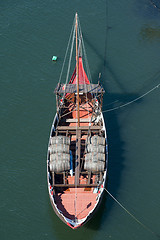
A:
140;25;160;41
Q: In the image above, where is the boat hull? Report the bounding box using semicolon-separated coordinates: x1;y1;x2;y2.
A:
47;14;108;229
47;112;108;229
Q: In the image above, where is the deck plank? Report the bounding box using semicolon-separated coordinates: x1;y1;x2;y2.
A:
57;126;102;130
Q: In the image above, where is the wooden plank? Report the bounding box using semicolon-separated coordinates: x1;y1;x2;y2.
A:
54;83;105;94
57;126;102;130
56;130;100;135
63;172;66;184
53;184;99;188
88;171;91;184
65;118;92;123
75;129;81;186
52;172;55;185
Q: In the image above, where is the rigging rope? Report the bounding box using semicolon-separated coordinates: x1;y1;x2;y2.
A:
104;188;160;239
58;16;75;84
102;83;160;113
65;23;76;86
102;0;160;114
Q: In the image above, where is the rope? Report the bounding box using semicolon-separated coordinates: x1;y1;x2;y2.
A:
101;2;160;114
58;16;75;84
102;83;160;113
150;0;160;10
100;1;160;114
65;22;76;86
104;188;160;239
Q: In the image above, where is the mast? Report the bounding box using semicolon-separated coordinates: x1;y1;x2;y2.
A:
75;13;80;187
76;13;80;127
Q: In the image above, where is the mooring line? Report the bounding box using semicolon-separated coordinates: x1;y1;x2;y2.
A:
102;83;160;113
104;188;160;239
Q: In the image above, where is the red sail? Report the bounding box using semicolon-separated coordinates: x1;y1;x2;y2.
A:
69;57;90;85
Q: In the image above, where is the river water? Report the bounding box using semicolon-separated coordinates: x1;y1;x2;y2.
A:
1;0;160;239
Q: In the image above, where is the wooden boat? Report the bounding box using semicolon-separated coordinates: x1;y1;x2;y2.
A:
47;13;108;229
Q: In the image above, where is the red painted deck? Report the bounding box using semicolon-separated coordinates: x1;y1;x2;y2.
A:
55;188;98;220
68;102;93;127
55;176;98;220
54;93;98;220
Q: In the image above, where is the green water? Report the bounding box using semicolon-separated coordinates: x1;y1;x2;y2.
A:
1;0;160;239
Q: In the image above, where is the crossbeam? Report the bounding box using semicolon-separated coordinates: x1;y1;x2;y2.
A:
65;118;93;123
56;126;102;130
53;184;99;188
54;83;105;94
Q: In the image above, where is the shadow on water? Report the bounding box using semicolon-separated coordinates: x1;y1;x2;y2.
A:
84;33;128;93
83;16;160;234
83;1;160;229
83;0;142;231
85;92;140;231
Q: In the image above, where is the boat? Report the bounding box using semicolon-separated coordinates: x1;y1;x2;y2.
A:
47;13;108;229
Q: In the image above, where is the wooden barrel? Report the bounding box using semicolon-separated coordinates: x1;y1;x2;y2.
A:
49;144;69;154
50;136;70;145
86;144;105;153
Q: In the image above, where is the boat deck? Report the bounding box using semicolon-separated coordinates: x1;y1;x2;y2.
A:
55;176;98;220
52;100;104;220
